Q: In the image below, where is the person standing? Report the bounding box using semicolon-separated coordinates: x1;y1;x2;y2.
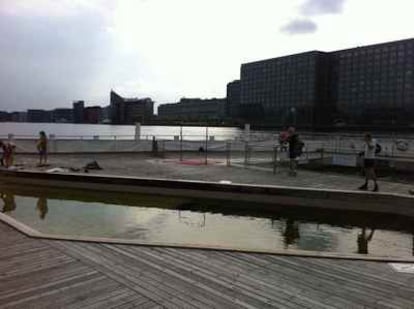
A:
287;127;302;176
0;141;5;166
0;141;15;168
359;133;379;192
278;127;289;152
37;131;48;166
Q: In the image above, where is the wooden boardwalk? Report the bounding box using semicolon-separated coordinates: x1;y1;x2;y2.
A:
1;222;413;309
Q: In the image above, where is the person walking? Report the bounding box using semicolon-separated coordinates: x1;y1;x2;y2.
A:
359;133;379;192
37;131;48;166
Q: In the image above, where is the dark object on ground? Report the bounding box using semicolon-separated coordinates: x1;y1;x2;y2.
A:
409;189;414;195
83;161;102;171
198;147;205;152
69;167;81;172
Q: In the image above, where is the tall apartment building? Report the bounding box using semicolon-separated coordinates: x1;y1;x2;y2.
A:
158;98;226;121
110;90;154;124
240;51;331;128
73;100;85;123
226;80;241;119
331;39;414;126
238;38;414;129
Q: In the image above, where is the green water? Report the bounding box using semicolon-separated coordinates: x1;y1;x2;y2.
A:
1;185;413;257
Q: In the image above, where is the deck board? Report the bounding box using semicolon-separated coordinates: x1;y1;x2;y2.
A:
0;221;413;308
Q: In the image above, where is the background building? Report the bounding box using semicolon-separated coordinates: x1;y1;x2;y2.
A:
84;106;102;124
240;51;331;128
226;80;241;120
52;108;73;123
110;90;154;124
0;111;11;122
238;38;414;129
73;101;85;123
10;112;27;122
331;39;414;127
27;109;52;123
158;98;226;122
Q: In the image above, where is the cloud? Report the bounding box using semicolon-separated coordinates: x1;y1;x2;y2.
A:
300;0;346;16
280;19;318;35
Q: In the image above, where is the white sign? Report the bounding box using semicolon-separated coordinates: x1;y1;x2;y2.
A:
332;154;357;167
389;263;414;273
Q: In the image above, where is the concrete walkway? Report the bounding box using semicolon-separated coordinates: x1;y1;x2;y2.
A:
10;153;414;196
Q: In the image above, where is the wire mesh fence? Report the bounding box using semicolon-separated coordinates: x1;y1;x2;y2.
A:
1;132;414;161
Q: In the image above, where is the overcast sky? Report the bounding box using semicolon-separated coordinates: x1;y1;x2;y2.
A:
0;0;413;112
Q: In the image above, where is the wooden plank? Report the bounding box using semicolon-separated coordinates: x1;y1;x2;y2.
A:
137;246;330;309
122;246;298;308
1;221;413;308
49;241;192;309
0;262;91;297
0;273;106;308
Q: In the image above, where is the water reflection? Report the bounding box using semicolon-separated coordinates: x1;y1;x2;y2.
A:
357;228;375;254
36;197;48;220
0;186;413;257
1;193;16;213
283;219;300;248
1;192;48;220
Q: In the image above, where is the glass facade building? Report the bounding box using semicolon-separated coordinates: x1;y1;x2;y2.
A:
238;38;414;129
332;39;414;127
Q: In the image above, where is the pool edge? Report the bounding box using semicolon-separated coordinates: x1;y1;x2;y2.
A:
1;212;413;263
1;169;413;218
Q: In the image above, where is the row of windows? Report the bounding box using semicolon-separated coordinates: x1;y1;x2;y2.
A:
338;42;413;58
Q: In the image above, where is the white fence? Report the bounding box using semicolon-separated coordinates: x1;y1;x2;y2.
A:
1;132;413;159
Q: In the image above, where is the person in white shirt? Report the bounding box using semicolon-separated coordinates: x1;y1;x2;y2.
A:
359;133;379;192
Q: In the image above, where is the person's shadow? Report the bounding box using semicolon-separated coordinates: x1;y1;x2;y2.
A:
283;218;300;249
1;193;16;213
357;227;375;254
36;196;48;220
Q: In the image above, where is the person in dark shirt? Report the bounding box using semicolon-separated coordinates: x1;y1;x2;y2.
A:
287;127;302;176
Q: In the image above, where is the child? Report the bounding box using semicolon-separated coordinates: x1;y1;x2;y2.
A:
37;131;48;166
0;141;15;168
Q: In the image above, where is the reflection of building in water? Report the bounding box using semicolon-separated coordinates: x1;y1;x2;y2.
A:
36;197;48;220
283;219;300;248
1;193;16;213
357;228;375;254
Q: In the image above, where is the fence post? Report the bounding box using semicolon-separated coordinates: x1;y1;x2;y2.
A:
49;134;56;153
180;126;183;162
152;136;158;156
244;142;249;167
226;141;231;167
135;123;141;141
205;127;208;165
273;146;279;174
